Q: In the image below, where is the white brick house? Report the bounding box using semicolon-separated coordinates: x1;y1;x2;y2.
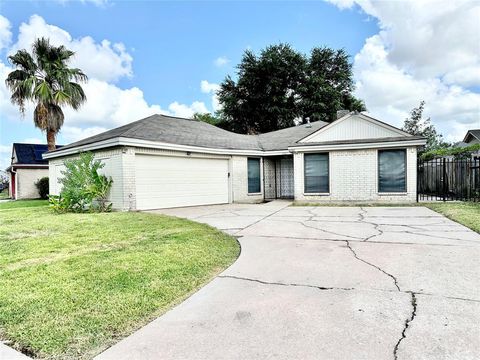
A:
44;112;426;210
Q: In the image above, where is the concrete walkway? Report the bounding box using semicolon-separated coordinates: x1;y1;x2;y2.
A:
97;202;480;360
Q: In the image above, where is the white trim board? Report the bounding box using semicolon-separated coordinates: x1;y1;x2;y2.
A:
289;139;426;152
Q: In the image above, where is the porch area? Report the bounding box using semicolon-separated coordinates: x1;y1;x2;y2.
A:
264;156;294;200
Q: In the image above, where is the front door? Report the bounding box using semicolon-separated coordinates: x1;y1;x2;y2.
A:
278;158;294;198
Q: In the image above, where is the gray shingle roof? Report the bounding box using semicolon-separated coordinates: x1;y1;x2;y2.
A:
464;129;480;143
55;114;329;152
51;113;422;155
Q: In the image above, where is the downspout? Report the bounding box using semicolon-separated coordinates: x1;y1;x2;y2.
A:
11;166;17;200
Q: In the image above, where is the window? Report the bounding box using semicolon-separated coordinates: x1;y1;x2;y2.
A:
304;153;329;193
378;149;406;192
247;158;261;193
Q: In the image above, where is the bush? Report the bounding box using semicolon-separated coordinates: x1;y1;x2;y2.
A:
420;143;480;161
49;152;113;213
35;177;49;199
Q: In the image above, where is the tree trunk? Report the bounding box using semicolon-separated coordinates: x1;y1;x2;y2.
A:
47;130;56;151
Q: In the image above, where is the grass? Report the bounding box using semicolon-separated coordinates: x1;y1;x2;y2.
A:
423;202;480;233
0;189;10;200
0;199;48;209
292;200;480;233
0;201;239;359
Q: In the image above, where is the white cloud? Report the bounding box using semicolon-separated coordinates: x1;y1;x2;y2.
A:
168;101;209;118
60;126;108;143
0;144;12;170
1;15;213;145
200;80;220;93
327;0;480;141
0;15;12;52
10;15;133;83
200;80;221;112
214;56;230;67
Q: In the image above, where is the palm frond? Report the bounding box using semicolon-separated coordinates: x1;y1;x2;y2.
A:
7;36;88;138
8;50;36;73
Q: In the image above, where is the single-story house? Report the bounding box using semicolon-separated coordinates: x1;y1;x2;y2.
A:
44;112;426;210
463;129;480;145
6;143;63;199
455;129;480;159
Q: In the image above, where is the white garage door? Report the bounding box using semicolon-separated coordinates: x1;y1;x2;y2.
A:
135;155;230;210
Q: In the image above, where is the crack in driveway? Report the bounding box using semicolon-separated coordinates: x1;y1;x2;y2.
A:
393;292;417;360
345;239;401;291
217;275;355;292
359;207;384;241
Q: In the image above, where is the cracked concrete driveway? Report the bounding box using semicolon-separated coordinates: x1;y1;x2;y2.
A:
97;202;480;360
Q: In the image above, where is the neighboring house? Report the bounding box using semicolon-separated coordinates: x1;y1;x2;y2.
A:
44;112;426;210
6;143;63;199
463;129;480;145
455;129;480;158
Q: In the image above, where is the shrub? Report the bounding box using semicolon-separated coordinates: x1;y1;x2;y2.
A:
49;152;113;213
420;143;480;161
35;177;49;199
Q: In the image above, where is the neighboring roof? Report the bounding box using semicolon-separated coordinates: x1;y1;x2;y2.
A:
12;143;63;165
463;129;480;143
46;112;424;157
50;114;329;153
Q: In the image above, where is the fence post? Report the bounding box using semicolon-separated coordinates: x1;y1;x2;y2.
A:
442;158;447;202
416;159;419;202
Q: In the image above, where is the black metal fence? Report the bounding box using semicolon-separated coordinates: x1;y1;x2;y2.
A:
417;157;480;201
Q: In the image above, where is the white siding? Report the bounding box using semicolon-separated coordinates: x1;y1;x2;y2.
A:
15;168;49;199
302;114;405;143
294;147;417;203
135;154;229;210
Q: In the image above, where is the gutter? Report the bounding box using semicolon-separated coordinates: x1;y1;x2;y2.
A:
288;139;427;152
43;136;427;160
43;137;291;159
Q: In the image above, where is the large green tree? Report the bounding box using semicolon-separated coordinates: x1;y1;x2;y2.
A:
402;100;449;154
217;44;365;134
6;37;88;150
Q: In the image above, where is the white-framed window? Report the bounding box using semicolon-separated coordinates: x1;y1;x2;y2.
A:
304;153;329;193
247;158;261;193
378;149;406;192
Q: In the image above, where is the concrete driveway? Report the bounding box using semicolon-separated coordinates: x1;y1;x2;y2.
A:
97;202;480;360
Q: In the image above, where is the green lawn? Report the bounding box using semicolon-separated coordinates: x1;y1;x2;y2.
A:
0;201;239;359
424;202;480;233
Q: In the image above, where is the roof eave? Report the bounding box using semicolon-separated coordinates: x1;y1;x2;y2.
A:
288;138;427;152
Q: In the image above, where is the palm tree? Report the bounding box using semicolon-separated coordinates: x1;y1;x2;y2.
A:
6;37;88;150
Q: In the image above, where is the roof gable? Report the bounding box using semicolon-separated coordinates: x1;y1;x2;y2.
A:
299;113;411;143
463;130;480;143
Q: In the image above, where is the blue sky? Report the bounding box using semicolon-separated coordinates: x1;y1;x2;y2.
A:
1;1;376;108
0;0;479;168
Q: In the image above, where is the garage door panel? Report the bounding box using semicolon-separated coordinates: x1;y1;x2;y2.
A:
135;155;229;210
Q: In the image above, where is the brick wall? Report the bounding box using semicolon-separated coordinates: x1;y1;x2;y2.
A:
294;147;418;203
231;156;264;203
48;148;125;209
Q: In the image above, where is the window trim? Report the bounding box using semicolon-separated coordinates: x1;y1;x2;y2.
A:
377;148;407;193
247;157;262;195
304;153;330;194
